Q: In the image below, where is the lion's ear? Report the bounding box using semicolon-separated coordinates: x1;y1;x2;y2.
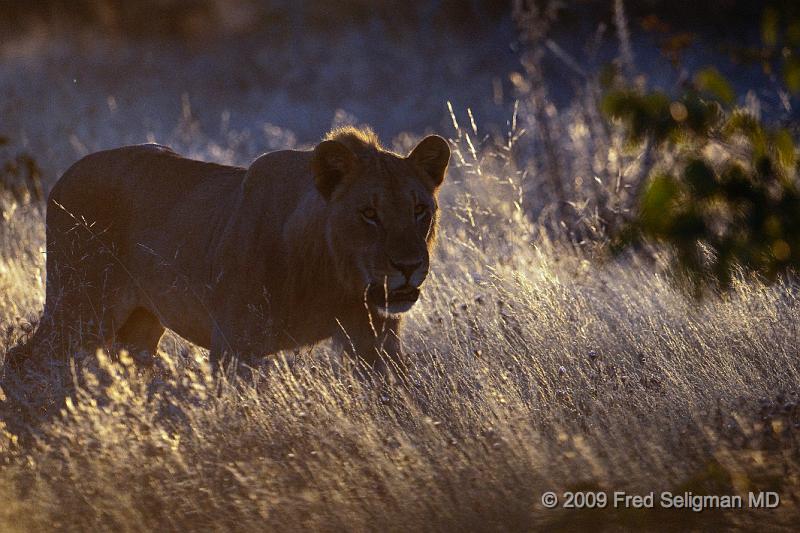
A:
312;140;357;200
408;135;450;189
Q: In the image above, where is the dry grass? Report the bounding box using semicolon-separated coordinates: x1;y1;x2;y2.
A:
2;12;800;530
2;126;799;530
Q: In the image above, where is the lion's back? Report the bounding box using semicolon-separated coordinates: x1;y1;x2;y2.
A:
50;144;244;220
46;144;247;280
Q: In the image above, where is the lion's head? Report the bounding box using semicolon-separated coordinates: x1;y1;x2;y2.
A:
311;127;450;315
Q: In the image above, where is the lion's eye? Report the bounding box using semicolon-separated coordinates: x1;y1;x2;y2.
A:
361;208;378;222
414;204;428;217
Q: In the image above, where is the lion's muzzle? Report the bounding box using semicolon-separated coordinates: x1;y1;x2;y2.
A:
366;283;421;314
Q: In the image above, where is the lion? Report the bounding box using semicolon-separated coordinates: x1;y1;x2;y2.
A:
9;126;450;379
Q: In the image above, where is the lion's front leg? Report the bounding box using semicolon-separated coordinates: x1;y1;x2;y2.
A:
209;303;279;379
208;274;283;379
335;309;406;384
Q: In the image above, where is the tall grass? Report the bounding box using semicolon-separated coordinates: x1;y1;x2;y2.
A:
2;5;800;530
2;109;799;529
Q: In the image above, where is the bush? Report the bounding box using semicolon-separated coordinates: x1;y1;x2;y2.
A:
604;4;800;290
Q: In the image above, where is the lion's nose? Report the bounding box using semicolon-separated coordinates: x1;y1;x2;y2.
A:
390;260;422;282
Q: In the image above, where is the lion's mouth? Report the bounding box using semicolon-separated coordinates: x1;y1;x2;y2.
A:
366;284;421;309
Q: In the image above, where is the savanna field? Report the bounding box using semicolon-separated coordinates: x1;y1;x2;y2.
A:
1;1;800;530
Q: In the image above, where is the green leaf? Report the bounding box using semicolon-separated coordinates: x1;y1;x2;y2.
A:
784;57;800;93
602;89;676;144
773;129;796;168
683;95;721;135
694;67;735;105
761;7;779;47
724;110;765;153
640;174;680;234
788;20;800;46
599;63;620;90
